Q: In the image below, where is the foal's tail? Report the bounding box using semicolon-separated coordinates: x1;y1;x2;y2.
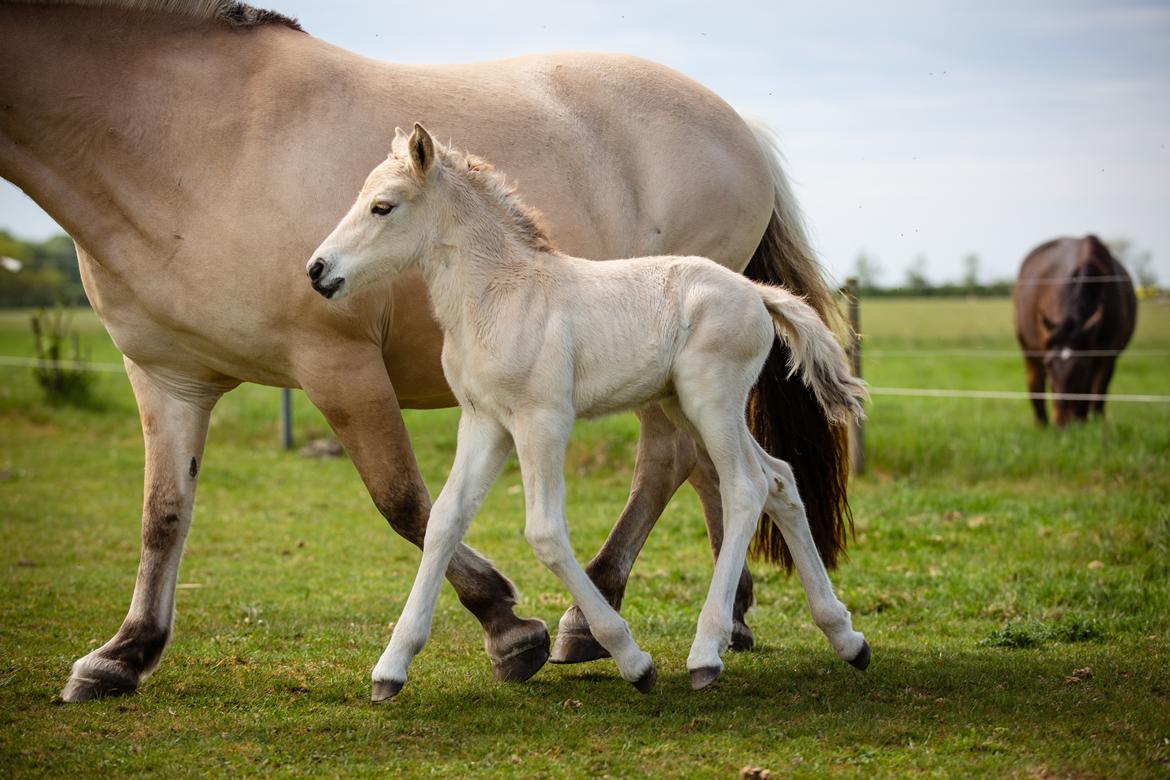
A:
741;119;860;572
754;284;867;425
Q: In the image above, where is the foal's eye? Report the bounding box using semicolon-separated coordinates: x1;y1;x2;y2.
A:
371;201;394;216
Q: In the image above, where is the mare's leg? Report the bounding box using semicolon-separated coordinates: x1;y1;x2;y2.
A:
61;361;220;701
551;406;757;662
1025;356;1048;426
753;439;869;669
369;411;513;701
514;411;656;691
300;354;549;684
1089;357;1116;417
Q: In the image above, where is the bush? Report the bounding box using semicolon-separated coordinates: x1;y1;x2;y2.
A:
30;305;97;406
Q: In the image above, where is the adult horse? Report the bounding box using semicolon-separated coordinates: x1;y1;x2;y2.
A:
1014;235;1137;426
0;1;854;702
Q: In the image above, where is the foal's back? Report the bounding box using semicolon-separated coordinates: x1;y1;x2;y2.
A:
544;253;773;418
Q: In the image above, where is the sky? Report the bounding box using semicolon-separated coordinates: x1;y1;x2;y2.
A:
2;0;1168;286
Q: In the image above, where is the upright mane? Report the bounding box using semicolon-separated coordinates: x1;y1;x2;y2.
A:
441;148;556;254
6;0;302;30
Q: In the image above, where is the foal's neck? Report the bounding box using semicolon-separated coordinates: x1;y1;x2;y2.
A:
420;187;548;335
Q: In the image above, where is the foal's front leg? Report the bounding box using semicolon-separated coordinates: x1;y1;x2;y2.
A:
370;412;513;701
514;412;657;692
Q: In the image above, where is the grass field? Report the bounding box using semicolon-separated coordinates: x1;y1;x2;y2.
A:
1;298;1168;778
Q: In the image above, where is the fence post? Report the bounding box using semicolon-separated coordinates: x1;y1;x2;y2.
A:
280;388;293;450
844;277;865;476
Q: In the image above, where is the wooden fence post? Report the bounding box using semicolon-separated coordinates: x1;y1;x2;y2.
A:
280;387;294;450
844;277;865;475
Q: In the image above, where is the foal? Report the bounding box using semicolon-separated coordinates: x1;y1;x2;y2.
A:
308;124;869;700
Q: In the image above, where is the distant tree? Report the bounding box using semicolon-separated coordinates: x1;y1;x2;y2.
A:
904;255;930;293
961;253;980;292
1105;238;1158;290
853;252;883;291
0;231;82;307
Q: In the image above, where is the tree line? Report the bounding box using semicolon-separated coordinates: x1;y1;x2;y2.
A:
0;231;83;307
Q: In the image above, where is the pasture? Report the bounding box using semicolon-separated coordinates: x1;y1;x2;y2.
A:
1;297;1168;778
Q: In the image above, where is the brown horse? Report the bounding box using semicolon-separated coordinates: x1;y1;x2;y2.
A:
0;0;855;702
1014;235;1137;426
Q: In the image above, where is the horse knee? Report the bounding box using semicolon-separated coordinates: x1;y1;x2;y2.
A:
525;525;571;570
374;486;430;543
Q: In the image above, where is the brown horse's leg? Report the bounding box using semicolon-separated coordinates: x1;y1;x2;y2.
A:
300;356;548;683
61;361;220;702
1090;357;1116;417
1025;356;1048;426
551;406;757;662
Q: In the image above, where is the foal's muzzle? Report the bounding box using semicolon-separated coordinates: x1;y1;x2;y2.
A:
307;257;345;299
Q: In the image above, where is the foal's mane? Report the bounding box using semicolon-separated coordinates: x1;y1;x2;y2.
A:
7;0;302;30
442;149;557;254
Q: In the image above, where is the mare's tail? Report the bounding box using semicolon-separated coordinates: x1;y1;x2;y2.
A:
741;119;862;572
753;283;867;425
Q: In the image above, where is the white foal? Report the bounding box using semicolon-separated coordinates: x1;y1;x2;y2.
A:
308;124;869;700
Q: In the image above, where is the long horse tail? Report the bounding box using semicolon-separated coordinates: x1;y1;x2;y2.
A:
753;283;868;426
741;119;858;572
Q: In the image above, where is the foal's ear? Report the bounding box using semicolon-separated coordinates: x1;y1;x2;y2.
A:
391;126;410;157
408;123;436;176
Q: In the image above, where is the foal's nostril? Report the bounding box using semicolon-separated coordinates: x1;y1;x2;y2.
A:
308;259;326;281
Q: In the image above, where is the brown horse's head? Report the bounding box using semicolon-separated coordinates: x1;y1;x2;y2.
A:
1039;242;1112;425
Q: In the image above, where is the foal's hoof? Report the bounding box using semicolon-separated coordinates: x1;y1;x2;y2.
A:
730;620;755;652
370;679;405;703
550;629;611;665
848;641;872;671
689;665;722;691
631;663;657;694
492;642;550;683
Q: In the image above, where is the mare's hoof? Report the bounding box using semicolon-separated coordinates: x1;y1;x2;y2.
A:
730;620;755;652
550;630;611;665
848;641;872;671
370;679;405;703
632;663;657;694
689;666;722;690
492;642;550;683
60;661;138;703
487;617;550;682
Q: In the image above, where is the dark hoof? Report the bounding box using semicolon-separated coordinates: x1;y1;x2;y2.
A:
492;642;550;683
371;679;405;703
730;620;755;652
550;630;611;665
848;641;871;671
689;665;722;690
632;663;657;694
59;666;138;703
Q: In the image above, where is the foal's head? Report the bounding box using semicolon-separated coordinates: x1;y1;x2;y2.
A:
308;123;442;300
307;123;553;301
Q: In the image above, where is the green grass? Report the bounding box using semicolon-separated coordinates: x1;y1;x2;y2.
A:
1;298;1169;778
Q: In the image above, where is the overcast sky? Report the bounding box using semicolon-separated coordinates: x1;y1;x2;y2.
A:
2;0;1167;285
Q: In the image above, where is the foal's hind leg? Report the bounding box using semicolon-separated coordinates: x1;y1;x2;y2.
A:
689;450;757;651
753;440;869;669
61;361;221;702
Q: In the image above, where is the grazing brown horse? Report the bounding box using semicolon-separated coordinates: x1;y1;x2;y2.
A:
0;0;855;702
1014;235;1137;426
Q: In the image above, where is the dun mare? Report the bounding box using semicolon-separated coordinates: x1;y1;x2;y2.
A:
308;124;869;698
1014;236;1137;426
0;1;857;701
